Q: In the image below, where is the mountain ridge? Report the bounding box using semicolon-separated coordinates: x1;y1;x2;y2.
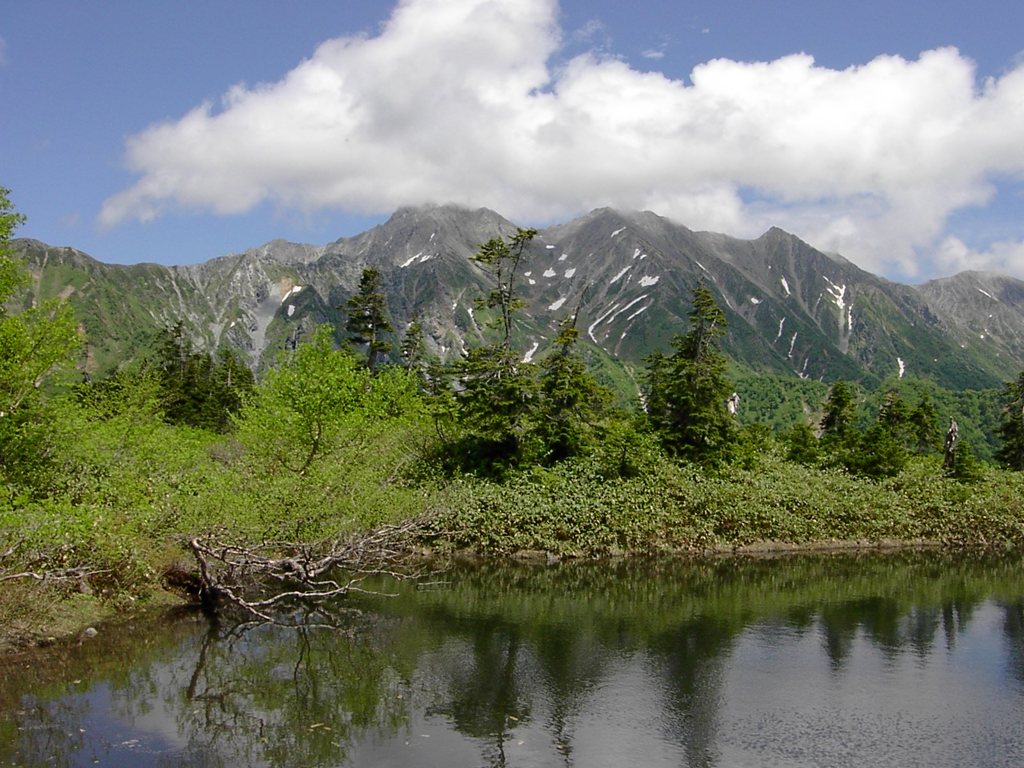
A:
12;204;1024;390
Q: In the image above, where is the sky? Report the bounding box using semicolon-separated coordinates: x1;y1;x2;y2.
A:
3;0;1024;282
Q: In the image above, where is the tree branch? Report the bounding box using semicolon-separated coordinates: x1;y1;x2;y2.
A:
185;516;436;626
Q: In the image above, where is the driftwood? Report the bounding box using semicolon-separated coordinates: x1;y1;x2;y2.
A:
943;418;959;470
184;516;434;626
0;541;111;589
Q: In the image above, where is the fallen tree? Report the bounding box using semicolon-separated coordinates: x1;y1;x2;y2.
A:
177;515;436;626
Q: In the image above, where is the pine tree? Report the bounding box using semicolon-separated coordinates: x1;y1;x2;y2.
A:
448;228;539;474
344;267;393;371
471;228;537;349
153;322;253;432
820;380;857;442
996;370;1024;471
645;285;735;463
909;392;940;455
535;314;611;463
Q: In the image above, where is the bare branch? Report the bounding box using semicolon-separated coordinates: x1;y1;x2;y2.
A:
184;515;437;625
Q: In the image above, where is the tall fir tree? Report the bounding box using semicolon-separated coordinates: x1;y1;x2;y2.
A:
820;380;857;442
909;391;940;455
448;228;539;474
996;370;1024;471
344;267;393;371
535;314;611;463
645;284;735;463
470;227;537;350
153;321;253;432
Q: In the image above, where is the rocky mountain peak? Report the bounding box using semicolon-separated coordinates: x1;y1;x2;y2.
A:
11;206;1024;391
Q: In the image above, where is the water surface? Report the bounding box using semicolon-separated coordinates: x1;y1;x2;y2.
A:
2;552;1023;767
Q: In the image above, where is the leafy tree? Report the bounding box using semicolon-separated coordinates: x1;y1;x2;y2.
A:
0;187;80;488
535;314;611;463
343;267;393;371
996;370;1024;471
645;285;735;463
235;326;374;475
225;325;424;538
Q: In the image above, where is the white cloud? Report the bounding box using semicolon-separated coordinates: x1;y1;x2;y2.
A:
934;236;1024;277
101;0;1024;279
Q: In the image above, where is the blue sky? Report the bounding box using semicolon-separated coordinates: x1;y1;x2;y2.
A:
3;0;1024;281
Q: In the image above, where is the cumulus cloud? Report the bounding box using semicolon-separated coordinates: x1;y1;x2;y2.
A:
934;236;1024;277
100;0;1024;279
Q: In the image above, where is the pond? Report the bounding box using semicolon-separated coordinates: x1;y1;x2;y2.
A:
2;551;1023;767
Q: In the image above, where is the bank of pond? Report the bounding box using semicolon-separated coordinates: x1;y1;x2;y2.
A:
2;551;1023;767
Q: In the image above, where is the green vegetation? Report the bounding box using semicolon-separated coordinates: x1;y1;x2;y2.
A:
3;191;1024;645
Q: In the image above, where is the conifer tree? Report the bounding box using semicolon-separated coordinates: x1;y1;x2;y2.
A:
535;314;611;463
153;322;253;432
996;370;1024;471
400;315;427;372
820;380;857;443
449;228;539;473
909;392;940;455
471;227;537;350
344;267;393;371
645;284;735;463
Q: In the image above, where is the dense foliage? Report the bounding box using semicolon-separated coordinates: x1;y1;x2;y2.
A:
3;190;1024;643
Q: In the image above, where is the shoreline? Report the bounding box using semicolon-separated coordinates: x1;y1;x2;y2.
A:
0;536;1001;656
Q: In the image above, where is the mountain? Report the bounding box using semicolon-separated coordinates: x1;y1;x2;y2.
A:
12;205;1024;392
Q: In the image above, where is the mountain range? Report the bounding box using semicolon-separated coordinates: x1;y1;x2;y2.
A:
13;205;1024;395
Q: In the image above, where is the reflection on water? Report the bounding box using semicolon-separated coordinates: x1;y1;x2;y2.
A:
2;552;1024;767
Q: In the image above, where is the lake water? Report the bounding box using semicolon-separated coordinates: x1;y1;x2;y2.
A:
2;551;1023;767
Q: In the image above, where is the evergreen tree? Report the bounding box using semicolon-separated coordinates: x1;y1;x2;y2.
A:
996;370;1024;471
344;267;393;371
947;438;984;482
454;344;537;471
471;227;537;349
535;314;611;463
645;285;735;463
909;392;940;455
849;422;908;478
153;322;253;432
447;228;539;475
399;314;434;392
820;380;857;443
210;346;255;430
784;422;820;465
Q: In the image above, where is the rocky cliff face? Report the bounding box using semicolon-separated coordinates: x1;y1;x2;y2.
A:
14;205;1024;389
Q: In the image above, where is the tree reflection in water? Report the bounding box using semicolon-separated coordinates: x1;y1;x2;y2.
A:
2;552;1024;767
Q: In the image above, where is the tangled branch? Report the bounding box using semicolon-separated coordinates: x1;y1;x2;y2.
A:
184;516;435;625
0;540;111;587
